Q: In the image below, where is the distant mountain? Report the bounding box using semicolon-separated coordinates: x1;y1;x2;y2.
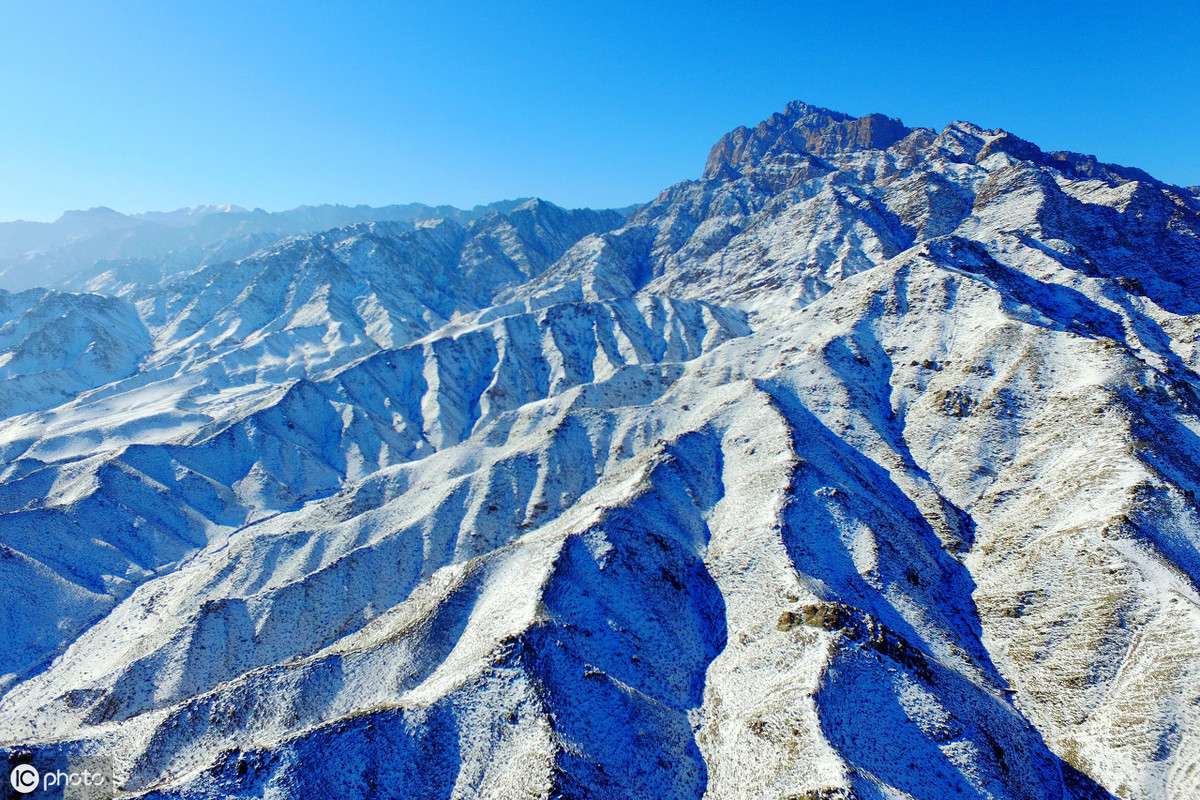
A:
2;103;1200;799
134;204;250;226
0;198;601;293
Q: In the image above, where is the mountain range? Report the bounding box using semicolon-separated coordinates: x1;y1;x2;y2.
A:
1;100;1199;799
0;199;593;294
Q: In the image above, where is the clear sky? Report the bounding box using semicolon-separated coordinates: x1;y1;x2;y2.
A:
1;0;1196;221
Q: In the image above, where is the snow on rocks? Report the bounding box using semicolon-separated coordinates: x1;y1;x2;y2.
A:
2;103;1200;799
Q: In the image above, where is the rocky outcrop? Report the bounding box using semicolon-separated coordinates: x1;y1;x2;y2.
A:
703;101;911;181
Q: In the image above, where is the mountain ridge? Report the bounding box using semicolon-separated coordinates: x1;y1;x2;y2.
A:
0;198;627;295
0;101;1198;799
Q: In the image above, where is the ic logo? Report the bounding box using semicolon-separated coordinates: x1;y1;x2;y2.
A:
9;763;38;794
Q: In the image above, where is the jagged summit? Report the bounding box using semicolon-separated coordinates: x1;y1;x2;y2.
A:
703;100;911;180
703;100;1174;195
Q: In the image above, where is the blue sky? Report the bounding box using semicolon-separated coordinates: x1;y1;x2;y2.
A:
1;0;1196;221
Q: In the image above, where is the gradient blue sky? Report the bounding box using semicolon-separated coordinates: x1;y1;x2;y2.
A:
1;1;1196;221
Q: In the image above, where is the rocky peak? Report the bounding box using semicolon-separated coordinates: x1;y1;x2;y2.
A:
703;101;1173;199
703;101;911;181
970;128;1158;186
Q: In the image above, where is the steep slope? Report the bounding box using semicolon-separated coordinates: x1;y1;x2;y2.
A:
2;102;1200;800
0;200;624;444
0;294;739;693
0;200;626;692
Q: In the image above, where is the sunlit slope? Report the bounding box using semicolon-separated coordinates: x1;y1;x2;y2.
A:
2;103;1200;799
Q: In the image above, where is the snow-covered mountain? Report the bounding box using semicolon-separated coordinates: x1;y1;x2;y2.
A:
0;199;593;295
2;102;1200;799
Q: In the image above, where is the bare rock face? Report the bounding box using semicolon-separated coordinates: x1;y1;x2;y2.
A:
1;102;1199;799
703;101;912;182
